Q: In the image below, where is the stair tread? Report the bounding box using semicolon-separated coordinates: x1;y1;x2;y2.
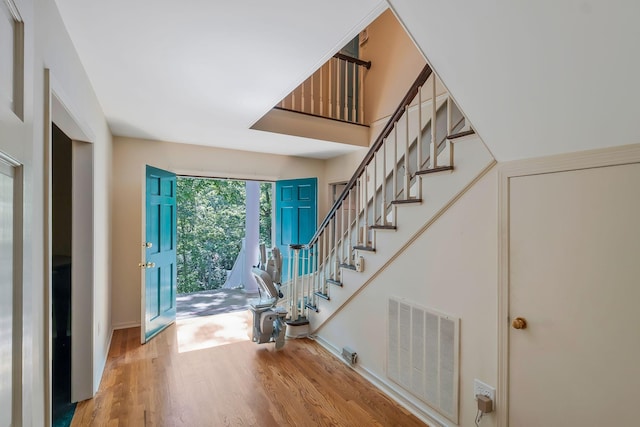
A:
370;224;397;230
304;303;319;313
353;245;375;252
286;317;310;326
326;278;343;287
340;263;357;271
415;166;453;176
447;129;475;140
314;291;330;300
390;198;422;205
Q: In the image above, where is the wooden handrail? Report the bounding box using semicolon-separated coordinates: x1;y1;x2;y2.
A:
332;52;372;69
308;64;433;246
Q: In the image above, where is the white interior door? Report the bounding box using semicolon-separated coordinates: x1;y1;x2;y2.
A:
508;163;640;425
0;158;14;427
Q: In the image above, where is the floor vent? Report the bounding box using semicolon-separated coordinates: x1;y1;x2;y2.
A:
387;297;459;423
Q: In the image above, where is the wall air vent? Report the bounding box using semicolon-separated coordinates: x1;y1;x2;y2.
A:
387;297;459;423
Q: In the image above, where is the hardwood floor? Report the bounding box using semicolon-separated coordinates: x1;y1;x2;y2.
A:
72;313;426;426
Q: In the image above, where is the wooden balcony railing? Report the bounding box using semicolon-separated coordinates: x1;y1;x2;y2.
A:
278;53;371;125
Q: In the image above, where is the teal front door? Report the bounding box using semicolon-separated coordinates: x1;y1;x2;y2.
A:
275;178;317;281
142;165;177;343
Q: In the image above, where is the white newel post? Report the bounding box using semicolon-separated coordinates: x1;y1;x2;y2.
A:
244;181;260;294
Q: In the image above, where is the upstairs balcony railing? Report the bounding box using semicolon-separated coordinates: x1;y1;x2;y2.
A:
277;53;371;125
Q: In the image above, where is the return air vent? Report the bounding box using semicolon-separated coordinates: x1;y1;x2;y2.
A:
387;297;459;423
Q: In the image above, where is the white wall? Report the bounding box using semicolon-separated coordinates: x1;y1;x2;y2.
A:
360;8;425;125
0;0;112;423
317;168;498;427
111;137;328;328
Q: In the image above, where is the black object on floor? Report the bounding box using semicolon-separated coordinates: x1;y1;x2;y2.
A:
52;335;75;427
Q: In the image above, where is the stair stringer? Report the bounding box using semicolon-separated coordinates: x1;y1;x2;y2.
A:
309;135;495;332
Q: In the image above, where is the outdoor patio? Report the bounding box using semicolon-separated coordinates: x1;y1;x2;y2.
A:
176;288;251;320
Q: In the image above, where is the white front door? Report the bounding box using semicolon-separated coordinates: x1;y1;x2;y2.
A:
508;163;640;425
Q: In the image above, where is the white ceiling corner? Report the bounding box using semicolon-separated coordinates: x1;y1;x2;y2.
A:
54;0;387;159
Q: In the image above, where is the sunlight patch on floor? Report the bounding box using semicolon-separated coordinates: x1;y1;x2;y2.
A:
177;310;251;353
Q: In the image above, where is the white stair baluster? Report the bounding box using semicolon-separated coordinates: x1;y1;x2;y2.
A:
322;230;327;294
347;189;353;262
328;59;333;118
404;105;410;199
304;248;309;315
301;79;305;114
319;66;324;116
355;178;361;246
393;122;398;225
363;164;368;244
416;85;423;196
447;96;454;167
336;59;342;119
291;88;296;112
340;199;346;264
333;216;340;280
343;59;348;120
359;63;364;124
351;62;357;122
382;137;387;226
310;73;314;115
430;74;438;168
314;240;319;303
372;151;377;225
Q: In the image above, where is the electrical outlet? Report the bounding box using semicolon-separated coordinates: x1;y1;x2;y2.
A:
474;379;495;403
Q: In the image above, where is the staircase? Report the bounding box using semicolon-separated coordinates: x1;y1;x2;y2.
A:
283;63;495;336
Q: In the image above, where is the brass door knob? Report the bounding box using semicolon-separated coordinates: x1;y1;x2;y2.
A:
512;317;527;330
138;262;156;269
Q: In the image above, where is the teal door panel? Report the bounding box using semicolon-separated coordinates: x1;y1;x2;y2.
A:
144;165;177;342
275;178;317;280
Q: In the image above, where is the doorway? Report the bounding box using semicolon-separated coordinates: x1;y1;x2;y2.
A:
46;70;96;426
51;124;74;426
175;176;273;319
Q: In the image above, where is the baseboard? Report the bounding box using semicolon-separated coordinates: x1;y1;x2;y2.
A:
312;335;451;427
94;327;115;394
112;321;140;330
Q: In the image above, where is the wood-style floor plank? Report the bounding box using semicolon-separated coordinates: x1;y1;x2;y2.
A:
72;313;426;426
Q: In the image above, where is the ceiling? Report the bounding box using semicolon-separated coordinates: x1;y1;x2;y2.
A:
54;0;387;159
388;0;640;161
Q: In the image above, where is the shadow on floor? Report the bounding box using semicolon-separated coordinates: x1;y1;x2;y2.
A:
177;288;251;320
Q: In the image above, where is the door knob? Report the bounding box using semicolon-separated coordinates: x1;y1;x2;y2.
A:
512;317;527;330
138;262;156;269
142;242;153;248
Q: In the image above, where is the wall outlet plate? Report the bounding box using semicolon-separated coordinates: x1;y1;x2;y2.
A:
474;379;495;403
